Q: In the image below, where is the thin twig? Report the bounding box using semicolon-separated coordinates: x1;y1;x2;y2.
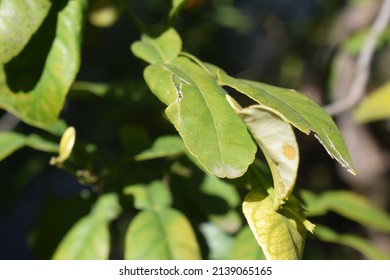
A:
324;0;390;116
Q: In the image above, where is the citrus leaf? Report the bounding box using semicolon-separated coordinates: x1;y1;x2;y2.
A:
0;132;26;160
131;28;182;64
0;0;52;63
314;224;390;260
228;226;266;260
52;193;121;260
124;208;201;260
123;180;172;210
135;135;186;161
144;57;256;178
304;190;390;233
217;71;356;175
0;131;60;161
354;81;390;123
243;178;313;260
25;134;59;153
228;96;299;209
0;0;87;129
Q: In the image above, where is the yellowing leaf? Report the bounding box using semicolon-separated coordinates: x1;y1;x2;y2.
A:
227;96;299;209
0;0;87;129
243;179;313;260
354;81;390;123
0;0;51;63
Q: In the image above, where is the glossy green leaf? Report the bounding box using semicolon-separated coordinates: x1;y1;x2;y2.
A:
303;190;390;233
217;71;355;175
144;57;256;178
314;224;390;260
354;82;390;123
243;178;314;260
228;96;299;209
135;135;186;160
0;0;87;129
228;226;266;260
0;132;26;160
168;0;189;25
131;28;182;64
52;193;121;260
124;208;201;260
123;180;172;210
0;0;51;63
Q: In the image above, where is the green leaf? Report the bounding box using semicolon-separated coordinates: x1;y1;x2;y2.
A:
123;180;172;210
168;0;189;25
0;0;52;63
0;131;60;161
0;132;26;160
243;175;314;260
131;28;182;64
25;134;59;153
304;190;390;233
124;208;201;260
135;135;186;160
228;96;299;209
228;226;266;260
217;71;356;175
144;57;257;178
354;81;390;123
0;0;87;129
314;224;390;260
52;193;121;260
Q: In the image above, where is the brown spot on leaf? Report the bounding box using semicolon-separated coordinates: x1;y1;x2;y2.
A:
283;143;296;160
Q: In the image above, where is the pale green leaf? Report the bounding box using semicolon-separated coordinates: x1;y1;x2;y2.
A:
217;71;355;175
314;224;390;260
123;180;172;210
131;28;182;64
52;216;110;260
25;134;59;153
243;179;313;260
199;222;233;260
354;81;390;123
52;193;121;260
228;226;266;260
135;135;186;160
0;0;87;129
0;0;51;63
302;190;390;233
124;208;201;260
0;132;26;160
144;57;256;178
228;98;299;209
